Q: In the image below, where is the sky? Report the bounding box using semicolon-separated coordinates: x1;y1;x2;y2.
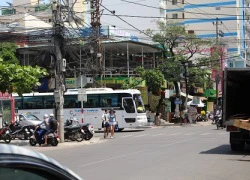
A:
0;0;161;39
101;0;160;39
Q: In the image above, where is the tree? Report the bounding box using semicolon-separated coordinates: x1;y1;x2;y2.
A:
122;67;165;112
0;43;19;64
146;21;219;115
0;43;48;95
136;67;164;95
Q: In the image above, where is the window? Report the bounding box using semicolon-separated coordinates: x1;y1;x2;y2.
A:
64;95;80;108
172;0;177;5
172;13;178;19
123;98;135;113
182;13;185;19
100;94;118;107
44;96;55;108
182;0;184;4
23;97;43;109
84;95;99;108
188;30;194;34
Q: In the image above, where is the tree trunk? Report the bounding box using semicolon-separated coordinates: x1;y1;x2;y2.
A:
173;81;181;122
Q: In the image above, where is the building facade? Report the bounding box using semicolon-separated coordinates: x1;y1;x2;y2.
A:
161;0;246;67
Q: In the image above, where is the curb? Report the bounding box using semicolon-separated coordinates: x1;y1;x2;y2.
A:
8;137;101;151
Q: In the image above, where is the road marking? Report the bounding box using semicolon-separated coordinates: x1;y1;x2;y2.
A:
152;134;164;137
169;133;182;136
200;133;211;136
134;134;149;138
80;139;194;167
121;135;133;138
184;133;195;135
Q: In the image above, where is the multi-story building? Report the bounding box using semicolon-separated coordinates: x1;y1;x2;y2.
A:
0;0;87;27
244;0;250;66
160;0;246;67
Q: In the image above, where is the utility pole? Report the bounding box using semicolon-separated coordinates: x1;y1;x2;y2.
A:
213;18;223;111
52;0;65;143
90;0;103;86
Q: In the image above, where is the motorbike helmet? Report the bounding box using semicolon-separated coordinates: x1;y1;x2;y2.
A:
44;114;49;119
49;113;54;118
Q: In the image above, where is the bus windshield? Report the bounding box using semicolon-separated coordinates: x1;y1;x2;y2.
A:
133;94;146;113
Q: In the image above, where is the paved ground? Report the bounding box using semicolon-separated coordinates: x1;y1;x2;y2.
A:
2;120;213;151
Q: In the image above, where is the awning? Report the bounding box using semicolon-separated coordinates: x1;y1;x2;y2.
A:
187;100;205;107
180;92;193;100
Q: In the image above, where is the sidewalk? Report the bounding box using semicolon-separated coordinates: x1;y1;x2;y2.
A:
7;137;101;151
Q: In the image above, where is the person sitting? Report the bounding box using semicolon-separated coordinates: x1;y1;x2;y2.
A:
44;113;58;145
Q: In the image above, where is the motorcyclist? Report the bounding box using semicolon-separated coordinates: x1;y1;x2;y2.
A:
214;107;222;126
44;113;58;145
35;114;49;146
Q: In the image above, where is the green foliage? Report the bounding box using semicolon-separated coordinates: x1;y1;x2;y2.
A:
0;42;48;95
122;77;142;89
0;64;48;95
146;21;218;91
0;43;19;64
136;67;164;94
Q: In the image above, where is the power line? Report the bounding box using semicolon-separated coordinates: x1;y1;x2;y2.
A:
100;4;151;38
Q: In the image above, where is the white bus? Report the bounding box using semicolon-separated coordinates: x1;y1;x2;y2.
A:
12;88;147;131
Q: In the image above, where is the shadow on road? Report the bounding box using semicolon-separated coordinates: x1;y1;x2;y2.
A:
200;144;250;155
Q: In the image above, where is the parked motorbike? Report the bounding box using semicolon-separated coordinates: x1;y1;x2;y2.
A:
196;114;208;122
207;111;214;120
9;121;34;140
29;124;59;146
0;121;12;143
80;123;94;141
66;117;94;141
64;119;84;142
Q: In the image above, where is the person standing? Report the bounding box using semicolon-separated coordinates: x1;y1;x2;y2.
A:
187;105;198;123
102;109;110;138
108;109;117;139
155;112;161;126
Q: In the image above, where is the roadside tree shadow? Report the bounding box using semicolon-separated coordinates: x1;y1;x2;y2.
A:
200;144;250;155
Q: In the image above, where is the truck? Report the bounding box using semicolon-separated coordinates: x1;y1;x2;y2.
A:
223;68;250;151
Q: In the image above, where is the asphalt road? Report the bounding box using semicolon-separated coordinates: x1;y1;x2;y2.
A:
14;123;250;180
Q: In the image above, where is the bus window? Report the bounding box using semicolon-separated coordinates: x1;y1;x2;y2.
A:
100;94;118;107
64;95;78;108
133;94;146;113
123;98;135;113
44;96;55;109
23;97;43;109
15;97;22;109
84;95;99;108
